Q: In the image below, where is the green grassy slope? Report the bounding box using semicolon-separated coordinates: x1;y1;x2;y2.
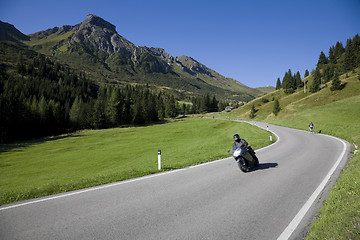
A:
214;69;360;122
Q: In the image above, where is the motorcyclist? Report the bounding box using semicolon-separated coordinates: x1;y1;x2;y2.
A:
232;134;248;151
232;134;257;161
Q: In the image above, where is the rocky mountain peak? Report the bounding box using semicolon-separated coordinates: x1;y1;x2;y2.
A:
83;14;116;32
70;14;135;55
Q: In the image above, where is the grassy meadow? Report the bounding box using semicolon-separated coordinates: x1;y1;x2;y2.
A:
0;117;272;205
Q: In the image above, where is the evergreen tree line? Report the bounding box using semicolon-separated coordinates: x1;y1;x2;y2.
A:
189;94;226;114
0;52;225;142
276;69;303;94
0;54;97;142
276;34;360;93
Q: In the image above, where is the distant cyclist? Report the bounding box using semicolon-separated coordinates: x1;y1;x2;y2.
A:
309;122;314;133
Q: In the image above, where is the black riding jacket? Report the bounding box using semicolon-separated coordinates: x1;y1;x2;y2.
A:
232;139;248;152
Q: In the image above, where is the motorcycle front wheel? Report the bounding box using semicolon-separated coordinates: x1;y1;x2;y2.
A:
237;157;249;172
254;156;259;167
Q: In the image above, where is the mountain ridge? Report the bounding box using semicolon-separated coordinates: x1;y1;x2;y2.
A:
0;20;29;44
2;15;273;101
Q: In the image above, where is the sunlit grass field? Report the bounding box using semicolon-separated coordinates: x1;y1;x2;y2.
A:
0;117;272;205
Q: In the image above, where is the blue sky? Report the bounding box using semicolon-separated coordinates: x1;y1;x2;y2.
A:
1;0;359;88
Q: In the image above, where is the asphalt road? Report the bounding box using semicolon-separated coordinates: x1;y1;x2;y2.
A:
0;121;352;240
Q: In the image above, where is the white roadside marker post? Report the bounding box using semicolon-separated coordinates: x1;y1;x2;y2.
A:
158;149;161;170
267;126;273;142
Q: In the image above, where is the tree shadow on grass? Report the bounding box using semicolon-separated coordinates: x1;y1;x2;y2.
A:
0;134;84;153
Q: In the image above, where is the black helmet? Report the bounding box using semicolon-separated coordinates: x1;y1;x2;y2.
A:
234;134;240;142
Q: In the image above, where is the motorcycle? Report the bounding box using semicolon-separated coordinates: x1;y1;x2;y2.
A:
232;146;259;172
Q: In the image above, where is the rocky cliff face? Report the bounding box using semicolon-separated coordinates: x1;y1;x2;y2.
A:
29;14;136;57
175;55;214;77
71;14;135;56
27;15;222;76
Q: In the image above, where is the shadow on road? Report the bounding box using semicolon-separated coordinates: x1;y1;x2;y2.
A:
255;162;278;171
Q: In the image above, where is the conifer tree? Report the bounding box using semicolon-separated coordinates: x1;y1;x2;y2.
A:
317;51;328;67
329;46;336;64
210;96;218;112
200;94;211;112
276;78;281;90
69;96;82;128
81;100;95;129
295;71;302;88
304;69;309;78
282;69;295;93
353;34;360;68
144;94;158;122
107;88;123;126
330;72;342;91
334;41;345;58
323;65;335;83
249;105;256;119
180;103;186;115
93;98;106;129
344;38;356;71
156;93;165;120
38;96;48;121
133;99;145;124
122;86;133;124
273;99;280;116
310;68;321;93
165;95;178;118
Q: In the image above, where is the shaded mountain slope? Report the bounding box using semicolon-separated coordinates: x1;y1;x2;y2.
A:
22;14;264;101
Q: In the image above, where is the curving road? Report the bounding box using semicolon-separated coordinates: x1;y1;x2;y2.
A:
0;121;352;240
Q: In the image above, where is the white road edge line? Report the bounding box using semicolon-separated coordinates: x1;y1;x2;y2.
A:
234;120;349;239
276;134;348;240
0;157;234;211
0;119;279;211
1;156;236;211
0;168;185;211
0;119;350;240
